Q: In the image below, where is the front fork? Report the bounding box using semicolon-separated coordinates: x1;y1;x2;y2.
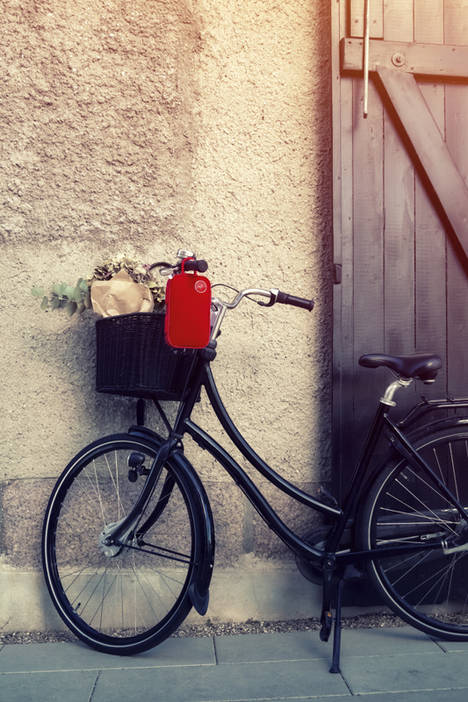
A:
101;437;177;550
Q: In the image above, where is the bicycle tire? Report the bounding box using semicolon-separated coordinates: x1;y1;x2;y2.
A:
358;423;468;640
42;434;204;654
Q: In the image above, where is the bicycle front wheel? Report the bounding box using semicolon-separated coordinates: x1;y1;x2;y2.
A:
359;424;468;640
42;434;202;654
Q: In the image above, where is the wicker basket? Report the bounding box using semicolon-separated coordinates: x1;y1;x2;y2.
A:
95;313;195;400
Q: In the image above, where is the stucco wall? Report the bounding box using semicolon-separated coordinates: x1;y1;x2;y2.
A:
0;0;332;629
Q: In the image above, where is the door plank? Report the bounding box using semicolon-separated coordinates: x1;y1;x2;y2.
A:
351;75;385;466
383;0;414;40
413;3;447;396
332;0;355;495
376;65;468;266
444;0;468;396
382;0;414;364
414;0;444;44
349;0;384;38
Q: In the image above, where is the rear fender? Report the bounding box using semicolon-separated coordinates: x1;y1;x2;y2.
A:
356;414;468;536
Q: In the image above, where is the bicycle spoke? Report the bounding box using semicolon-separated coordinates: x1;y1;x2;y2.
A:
62;561;108;592
88;571;118;629
390;480;458;536
405;463;459;515
402;553;464;604
73;566;109;616
449;443;460;503
381;550;431;574
82;462;107;527
379;505;458;526
131;565;160;623
386;550;433;588
433;447;445;485
102;452;125;519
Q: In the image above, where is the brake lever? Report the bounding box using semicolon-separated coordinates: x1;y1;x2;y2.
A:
148;261;178;277
248;289;277;307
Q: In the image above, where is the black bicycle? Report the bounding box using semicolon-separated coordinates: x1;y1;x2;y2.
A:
42;252;468;673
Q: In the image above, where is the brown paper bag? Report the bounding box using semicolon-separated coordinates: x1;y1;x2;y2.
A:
90;270;154;317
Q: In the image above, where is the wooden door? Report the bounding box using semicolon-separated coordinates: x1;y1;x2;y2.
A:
332;0;468;499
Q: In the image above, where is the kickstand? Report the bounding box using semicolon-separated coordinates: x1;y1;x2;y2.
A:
330;577;344;674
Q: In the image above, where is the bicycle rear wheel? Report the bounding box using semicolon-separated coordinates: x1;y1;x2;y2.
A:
42;434;202;654
359;424;468;640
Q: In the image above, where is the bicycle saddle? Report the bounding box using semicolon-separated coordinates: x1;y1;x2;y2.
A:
359;353;442;381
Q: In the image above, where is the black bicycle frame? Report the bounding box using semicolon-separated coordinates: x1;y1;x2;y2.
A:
159;349;468;568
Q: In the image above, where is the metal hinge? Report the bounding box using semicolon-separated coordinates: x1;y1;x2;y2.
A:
333;264;342;284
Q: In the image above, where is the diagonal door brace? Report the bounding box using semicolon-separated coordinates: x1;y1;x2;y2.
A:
376;65;468;266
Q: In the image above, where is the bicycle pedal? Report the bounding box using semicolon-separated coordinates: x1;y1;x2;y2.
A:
320;610;333;642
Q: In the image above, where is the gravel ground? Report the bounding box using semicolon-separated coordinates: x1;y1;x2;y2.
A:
0;614;404;645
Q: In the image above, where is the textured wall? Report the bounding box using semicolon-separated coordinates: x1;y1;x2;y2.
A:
0;0;332;627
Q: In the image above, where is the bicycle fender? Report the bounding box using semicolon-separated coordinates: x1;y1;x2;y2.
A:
128;426;215;615
128;425;166;443
402;415;468;441
356;415;468;526
170;449;215;615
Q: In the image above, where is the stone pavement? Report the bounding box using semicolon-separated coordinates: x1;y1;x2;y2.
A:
1;626;468;701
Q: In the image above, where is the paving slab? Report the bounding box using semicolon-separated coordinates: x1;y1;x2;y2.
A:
0;671;98;702
0;636;215;673
272;700;466;702
1;627;468;702
338;692;468;702
214;626;441;665
341;650;468;695
340;625;442;656
215;630;328;663
92;659;350;702
435;638;468;653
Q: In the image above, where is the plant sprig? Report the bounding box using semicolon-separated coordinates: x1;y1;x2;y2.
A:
31;279;91;317
32;256;166;316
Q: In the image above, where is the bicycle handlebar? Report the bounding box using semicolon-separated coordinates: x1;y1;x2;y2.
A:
150;252;314;313
185;259;208;273
275;290;314;311
148;258;208;275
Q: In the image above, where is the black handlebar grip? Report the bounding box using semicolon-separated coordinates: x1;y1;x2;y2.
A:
276;291;314;311
184;259;208;273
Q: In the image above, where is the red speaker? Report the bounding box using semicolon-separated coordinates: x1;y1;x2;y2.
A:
165;258;211;348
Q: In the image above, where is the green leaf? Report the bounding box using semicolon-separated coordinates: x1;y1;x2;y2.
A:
64;285;76;299
31;286;45;298
78;278;89;293
40;296;49;310
50;296;60;309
